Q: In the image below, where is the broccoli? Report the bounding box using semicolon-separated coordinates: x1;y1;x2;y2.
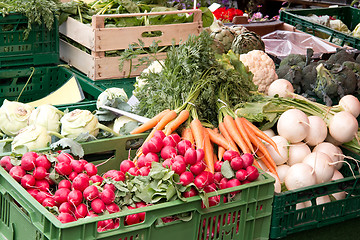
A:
276;54;307;93
301;60;323;95
326;48;356;65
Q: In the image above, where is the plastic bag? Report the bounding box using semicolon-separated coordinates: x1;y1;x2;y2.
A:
261;30;338;58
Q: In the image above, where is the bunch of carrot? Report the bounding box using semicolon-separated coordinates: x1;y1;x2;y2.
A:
130;104;279;177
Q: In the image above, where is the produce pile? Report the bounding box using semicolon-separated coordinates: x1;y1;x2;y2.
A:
277;49;360;105
0;88;138;154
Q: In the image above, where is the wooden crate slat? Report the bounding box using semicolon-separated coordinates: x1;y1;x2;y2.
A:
59;17;94;49
94;22;201;51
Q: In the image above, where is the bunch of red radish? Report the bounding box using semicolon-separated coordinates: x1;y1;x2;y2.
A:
0;151;147;231
136;130;260;207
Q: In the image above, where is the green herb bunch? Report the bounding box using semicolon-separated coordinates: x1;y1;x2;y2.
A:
125;31;257;126
0;0;60;39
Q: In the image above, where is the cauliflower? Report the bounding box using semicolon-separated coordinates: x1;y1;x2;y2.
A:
239;50;278;93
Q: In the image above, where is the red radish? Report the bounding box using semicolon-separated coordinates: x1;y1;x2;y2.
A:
23;151;38;159
142;142;150;155
68;190;83;206
21;155;36;171
223;150;240;162
137;155;147;168
236;169;247;182
72;173;90;192
91;198;106;213
0;156;13;172
68;171;78;181
59;202;75;214
208;195;221;207
54;188;71;204
102;219;115;230
139;167;150;176
35;155;51;170
87;211;98;218
128;167;140;176
100;189;115;205
226;178;241;194
169;134;181;144
144;152;159;166
125;213;140;226
75;203;88;219
241;153;254;168
42;197;56;207
35;179;50;192
71;160;84;173
177;140;193;156
120;160;135;173
174;155;185;162
106;203;120;214
214;161;223;172
184;148;197;165
154;130;166;140
183;187;198;198
57;212;76;223
204;183;217;193
57;152;73;164
33;167;48;180
9;166;25;182
55;162;72;175
103;183;116;192
214;172;223;184
21;174;36;188
179;171;194;186
135;202;146;221
190;161;206;176
219;178;228;190
246;166;259;181
194;171;214;189
36;191;52;204
79;159;88;166
171;160;186;175
103;170;117;179
162;158;174;169
242;179;251;184
27;189;39;198
83;185;99;201
46;177;55;186
147;136;163;153
230;157;244;171
90;175;103;184
163;135;177;147
161;146;177;160
196;149;205;162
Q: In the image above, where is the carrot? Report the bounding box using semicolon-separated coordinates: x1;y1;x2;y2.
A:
190;118;205;149
223;115;250;154
130;109;170;134
218;122;239;153
207;128;235;151
252;158;262;169
203;129;215;173
164;110;189;136
181;127;194;144
241;118;281;155
243;126;277;171
235;117;254;153
155;110;177;131
218;145;226;161
256;150;279;178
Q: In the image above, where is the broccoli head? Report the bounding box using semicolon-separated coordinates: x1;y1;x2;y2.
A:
326;48;356;65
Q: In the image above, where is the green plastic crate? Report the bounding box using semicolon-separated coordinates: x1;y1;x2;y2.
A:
0;135;274;240
279;6;360;49
270;148;360;239
69;67;136;98
0;65;104;112
0;13;59;67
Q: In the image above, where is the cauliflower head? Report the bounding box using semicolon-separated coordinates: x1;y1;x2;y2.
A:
239;50;278;93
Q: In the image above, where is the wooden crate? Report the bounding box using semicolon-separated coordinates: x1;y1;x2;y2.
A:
59;9;203;80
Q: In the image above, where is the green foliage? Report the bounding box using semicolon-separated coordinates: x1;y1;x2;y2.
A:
124;31;256;126
0;0;59;39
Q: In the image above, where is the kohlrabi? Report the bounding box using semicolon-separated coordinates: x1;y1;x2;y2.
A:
0;99;34;136
61;109;119;139
28;104;64;132
11;125;51;152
